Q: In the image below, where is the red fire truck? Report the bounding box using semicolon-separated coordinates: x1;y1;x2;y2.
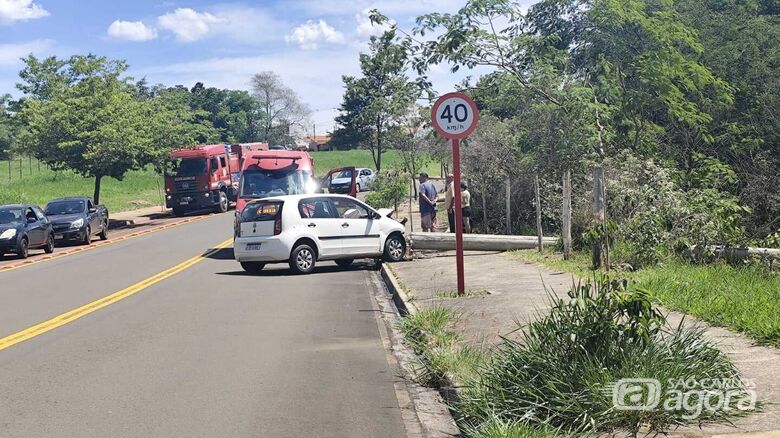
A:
236;150;318;213
165;143;268;216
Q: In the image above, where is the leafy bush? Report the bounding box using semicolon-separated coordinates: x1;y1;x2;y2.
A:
364;167;409;210
457;276;750;436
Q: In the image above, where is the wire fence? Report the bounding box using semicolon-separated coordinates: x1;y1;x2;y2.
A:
1;156;47;182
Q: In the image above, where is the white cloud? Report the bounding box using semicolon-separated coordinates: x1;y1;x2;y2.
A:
285;20;345;50
0;0;48;25
107;20;158;42
0;39;54;66
157;8;226;42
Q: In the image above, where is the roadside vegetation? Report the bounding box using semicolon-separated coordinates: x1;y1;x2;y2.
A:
0;165;162;213
516;250;780;347
398;278;753;437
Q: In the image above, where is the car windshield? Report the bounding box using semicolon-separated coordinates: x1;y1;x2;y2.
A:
335;169;353;178
240;168;306;198
0;207;23;225
45;200;85;215
171;158;207;177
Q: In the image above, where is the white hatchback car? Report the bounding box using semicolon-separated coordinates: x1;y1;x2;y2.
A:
233;194;406;274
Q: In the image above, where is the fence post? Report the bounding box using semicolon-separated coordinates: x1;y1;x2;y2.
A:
592;167;606;269
505;176;511;235
562;170;572;260
535;175;543;253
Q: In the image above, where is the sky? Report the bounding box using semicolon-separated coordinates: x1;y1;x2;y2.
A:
0;0;535;136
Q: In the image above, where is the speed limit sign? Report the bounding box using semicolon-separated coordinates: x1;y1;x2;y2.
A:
430;92;480;296
431;92;479;139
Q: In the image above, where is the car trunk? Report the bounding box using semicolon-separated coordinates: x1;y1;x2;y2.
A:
239;201;283;237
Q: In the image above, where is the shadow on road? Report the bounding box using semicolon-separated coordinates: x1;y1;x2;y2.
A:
206;247;235;260
215;261;381;277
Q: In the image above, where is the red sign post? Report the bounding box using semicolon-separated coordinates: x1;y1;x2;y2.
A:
431;92;480;296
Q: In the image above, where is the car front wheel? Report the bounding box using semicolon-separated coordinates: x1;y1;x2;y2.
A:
17;237;29;259
289;243;316;274
383;234;406;262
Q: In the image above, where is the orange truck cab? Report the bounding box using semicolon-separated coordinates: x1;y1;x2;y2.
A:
165;143;268;216
236;150;317;213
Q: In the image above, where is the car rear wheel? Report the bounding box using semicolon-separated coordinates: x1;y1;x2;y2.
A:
240;262;265;274
82;226;92;245
98;221;108;240
44;233;55;254
383;234;406;262
216;191;228;213
335;258;354;269
289;243;316;274
17;237;29;259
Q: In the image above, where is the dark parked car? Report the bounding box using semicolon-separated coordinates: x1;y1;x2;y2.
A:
0;204;55;258
44;197;108;245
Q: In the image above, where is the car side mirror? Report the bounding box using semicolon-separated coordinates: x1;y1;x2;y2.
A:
27;217;36;224
89;208;97;213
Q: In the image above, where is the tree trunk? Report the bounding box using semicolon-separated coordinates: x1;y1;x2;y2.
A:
505;177;511;235
562;170;572;260
592;167;606;269
481;186;488;234
535;175;543;253
93;174;103;205
376;122;382;171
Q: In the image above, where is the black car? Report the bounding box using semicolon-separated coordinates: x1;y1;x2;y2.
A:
44;197;109;245
0;204;55;258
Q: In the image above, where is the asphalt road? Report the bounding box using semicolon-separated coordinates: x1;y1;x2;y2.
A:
0;212;409;437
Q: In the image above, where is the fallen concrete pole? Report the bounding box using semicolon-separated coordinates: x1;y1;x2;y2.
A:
710;245;780;261
409;232;557;251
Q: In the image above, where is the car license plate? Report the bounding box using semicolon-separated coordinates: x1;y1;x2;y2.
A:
180;200;189;205
54;234;63;239
246;243;262;251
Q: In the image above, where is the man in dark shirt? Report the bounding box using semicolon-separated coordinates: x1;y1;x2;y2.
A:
418;173;438;232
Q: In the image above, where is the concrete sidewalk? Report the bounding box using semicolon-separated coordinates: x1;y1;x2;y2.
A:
388;250;780;436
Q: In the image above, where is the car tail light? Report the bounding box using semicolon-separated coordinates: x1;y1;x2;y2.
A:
274;215;282;235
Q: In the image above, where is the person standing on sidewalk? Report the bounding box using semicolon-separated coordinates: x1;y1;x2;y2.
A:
418;173;438;232
461;181;472;233
444;174;455;232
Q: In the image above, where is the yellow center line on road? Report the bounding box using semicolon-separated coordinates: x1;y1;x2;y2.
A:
0;237;234;352
0;214;212;274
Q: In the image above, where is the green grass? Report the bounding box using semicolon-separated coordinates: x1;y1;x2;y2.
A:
0;164;164;214
513;249;780;347
0;150;443;213
309;149;441;177
397;306;487;387
635;260;780;346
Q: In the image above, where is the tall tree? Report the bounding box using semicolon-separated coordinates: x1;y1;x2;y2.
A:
250;71;310;145
18;55;154;204
332;30;422;170
0;94;16;160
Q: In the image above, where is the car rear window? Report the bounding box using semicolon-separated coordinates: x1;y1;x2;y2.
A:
241;201;283;222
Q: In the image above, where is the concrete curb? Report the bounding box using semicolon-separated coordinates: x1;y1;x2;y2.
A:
379;263;460;438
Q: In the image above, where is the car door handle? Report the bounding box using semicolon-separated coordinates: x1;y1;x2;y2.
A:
341;222;349;228
308;223;316;228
